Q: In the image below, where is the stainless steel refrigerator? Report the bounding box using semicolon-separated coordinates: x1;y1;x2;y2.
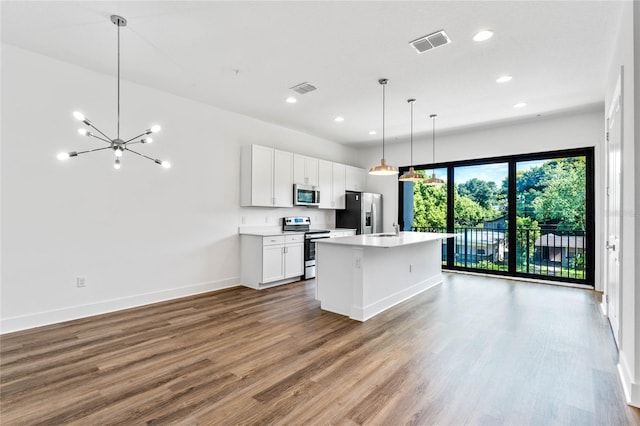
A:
336;191;383;234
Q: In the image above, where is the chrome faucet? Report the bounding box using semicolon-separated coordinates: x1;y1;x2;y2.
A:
393;223;400;236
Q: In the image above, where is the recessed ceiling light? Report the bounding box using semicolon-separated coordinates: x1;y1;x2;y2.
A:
473;30;494;42
513;102;527;108
496;75;512;83
334;116;344;122
369;130;377;135
285;97;297;104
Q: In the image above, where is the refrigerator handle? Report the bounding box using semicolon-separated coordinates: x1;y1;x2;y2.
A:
371;203;377;234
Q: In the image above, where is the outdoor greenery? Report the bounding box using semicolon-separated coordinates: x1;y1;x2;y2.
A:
408;157;587;279
411;157;586;231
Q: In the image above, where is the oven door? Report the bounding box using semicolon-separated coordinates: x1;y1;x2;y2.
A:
304;235;330;279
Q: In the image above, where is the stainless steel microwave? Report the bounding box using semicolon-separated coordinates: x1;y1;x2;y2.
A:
294;184;320;207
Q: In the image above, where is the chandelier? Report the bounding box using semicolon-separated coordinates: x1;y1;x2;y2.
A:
57;15;170;170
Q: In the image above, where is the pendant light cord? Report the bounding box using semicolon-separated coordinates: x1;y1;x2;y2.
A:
382;82;386;159
431;114;437;164
410;101;414;164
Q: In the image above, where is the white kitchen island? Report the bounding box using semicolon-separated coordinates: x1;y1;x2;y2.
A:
315;232;452;321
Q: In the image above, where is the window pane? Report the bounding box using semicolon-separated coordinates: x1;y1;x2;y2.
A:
516;157;587;279
401;167;447;263
402;167;447;232
453;163;508;272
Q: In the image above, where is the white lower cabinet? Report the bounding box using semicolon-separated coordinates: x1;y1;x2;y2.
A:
241;234;304;289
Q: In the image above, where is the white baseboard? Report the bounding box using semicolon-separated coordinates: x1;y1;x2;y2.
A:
0;277;240;334
351;274;443;322
618;351;640;407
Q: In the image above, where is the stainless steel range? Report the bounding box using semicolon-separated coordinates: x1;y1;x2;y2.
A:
283;216;330;279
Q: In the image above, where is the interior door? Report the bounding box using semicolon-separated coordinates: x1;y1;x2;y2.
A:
605;73;622;347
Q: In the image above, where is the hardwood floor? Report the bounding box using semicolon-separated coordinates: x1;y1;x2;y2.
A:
1;273;638;425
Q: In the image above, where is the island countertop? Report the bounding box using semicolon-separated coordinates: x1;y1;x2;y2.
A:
315;231;453;248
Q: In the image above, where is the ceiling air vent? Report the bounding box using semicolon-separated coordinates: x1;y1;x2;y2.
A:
290;82;317;94
410;30;451;54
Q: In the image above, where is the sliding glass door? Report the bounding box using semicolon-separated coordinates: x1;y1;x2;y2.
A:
515;157;587;279
398;148;594;285
453;163;508;271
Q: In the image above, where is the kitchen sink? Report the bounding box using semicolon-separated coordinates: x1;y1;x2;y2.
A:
367;233;399;238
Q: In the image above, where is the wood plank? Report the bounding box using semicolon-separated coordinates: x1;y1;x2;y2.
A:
1;275;638;425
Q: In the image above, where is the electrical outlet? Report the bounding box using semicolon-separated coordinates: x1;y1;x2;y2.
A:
355;258;361;269
76;276;86;288
241;216;246;224
409;264;413;272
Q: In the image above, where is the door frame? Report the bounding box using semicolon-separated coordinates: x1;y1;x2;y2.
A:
603;69;623;347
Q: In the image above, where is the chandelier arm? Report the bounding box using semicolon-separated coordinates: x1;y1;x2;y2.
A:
126;147;159;163
88;133;113;144
85;122;113;141
124;131;151;144
75;146;114;156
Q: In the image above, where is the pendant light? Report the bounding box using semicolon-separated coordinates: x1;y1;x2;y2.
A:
369;78;399;175
398;98;424;182
57;15;171;170
423;114;445;186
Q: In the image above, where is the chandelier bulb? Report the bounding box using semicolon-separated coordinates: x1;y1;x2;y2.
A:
57;151;78;160
150;125;161;133
78;128;88;136
161;161;171;169
142;138;153;144
73;111;85;121
114;147;124;157
114;158;121;169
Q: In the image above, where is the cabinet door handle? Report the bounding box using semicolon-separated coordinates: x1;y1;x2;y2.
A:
283;247;288;254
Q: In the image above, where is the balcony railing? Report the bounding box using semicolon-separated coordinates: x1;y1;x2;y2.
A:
411;226;587;281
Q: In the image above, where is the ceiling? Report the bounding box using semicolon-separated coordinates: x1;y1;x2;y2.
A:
1;1;622;147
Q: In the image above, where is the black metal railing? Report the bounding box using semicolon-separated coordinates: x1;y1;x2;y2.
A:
411;226;587;281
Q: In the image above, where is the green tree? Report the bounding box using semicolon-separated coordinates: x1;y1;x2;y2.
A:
458;178;498;209
531;158;586;230
512;215;540;271
412;181;447;230
454;186;486;227
513;157;586;231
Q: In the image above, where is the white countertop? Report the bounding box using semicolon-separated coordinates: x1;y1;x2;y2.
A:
316;231;454;248
239;227;355;237
239;230;305;236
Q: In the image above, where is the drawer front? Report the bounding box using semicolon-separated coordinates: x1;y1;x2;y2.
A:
263;236;285;246
285;234;304;244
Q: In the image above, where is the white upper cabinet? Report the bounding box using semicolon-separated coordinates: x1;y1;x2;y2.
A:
318;160;333;209
332;163;346;209
345;165;366;192
293;154;319;186
241;145;293;207
241;144;361;209
273;149;293;207
318;160;346;209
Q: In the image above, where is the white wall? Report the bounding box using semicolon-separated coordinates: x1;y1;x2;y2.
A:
0;44;358;333
360;108;604;287
604;0;639;407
